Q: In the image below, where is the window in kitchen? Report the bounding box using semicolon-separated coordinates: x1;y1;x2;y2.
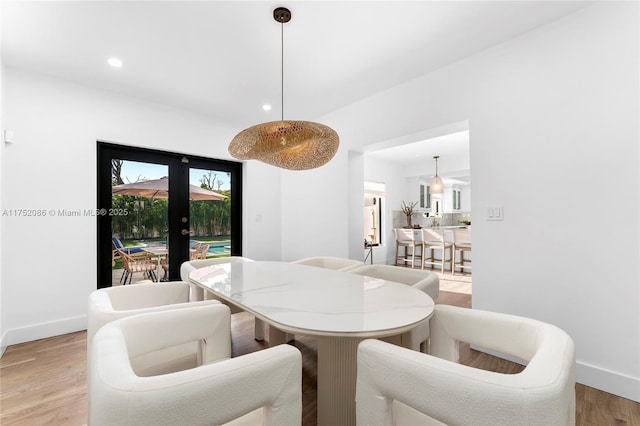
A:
420;184;431;209
453;188;461;210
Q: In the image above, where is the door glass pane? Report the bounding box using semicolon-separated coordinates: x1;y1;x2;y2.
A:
111;160;169;285
189;168;232;260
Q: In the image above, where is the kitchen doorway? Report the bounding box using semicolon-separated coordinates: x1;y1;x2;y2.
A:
362;121;472;296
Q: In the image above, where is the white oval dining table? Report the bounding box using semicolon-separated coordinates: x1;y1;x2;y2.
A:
189;261;435;426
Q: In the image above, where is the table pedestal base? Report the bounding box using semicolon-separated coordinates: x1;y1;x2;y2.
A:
317;337;362;426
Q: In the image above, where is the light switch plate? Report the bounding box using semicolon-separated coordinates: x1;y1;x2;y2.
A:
4;130;15;144
487;206;503;221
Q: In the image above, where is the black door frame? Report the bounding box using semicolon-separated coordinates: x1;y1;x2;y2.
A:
97;142;243;288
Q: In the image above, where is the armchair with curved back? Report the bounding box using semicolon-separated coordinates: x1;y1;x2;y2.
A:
180;256;255;301
356;305;576;426
349;264;439;352
87;281;220;376
89;303;302;426
292;256;364;271
180;256;267;341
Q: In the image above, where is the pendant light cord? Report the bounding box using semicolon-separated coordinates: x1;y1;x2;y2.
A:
281;19;284;121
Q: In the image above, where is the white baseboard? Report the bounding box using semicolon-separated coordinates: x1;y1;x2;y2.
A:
0;330;6;358
576;361;640;403
0;315;87;351
472;344;640;403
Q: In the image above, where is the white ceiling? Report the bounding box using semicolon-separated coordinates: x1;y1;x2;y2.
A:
2;1;590;130
1;1;590;183
367;129;472;182
366;130;470;166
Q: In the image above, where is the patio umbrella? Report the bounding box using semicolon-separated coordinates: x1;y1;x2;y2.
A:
112;177;226;201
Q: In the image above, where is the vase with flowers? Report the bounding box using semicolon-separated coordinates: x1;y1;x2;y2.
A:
401;200;418;228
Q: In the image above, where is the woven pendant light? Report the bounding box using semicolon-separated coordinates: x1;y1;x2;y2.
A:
228;7;339;171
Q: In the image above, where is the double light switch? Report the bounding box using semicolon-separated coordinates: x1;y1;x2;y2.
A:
487;206;503;221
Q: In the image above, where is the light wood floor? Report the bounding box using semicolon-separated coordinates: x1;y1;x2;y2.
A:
2;271;639;425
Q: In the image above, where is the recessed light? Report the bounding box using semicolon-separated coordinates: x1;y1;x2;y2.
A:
262;104;272;111
108;57;123;68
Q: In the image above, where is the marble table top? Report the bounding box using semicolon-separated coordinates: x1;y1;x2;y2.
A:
189;261;435;338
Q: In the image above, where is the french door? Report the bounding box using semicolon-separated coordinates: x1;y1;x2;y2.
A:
97;142;242;288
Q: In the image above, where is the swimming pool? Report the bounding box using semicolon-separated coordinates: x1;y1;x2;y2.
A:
135;240;230;255
189;240;229;254
207;242;230;254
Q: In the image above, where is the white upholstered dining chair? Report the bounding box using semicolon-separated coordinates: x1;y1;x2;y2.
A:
180;256;255;300
356;305;576;426
292;256;364;271
180;256;267;341
87;281;220;377
349;264;439;352
89;303;302;426
348;264;439;302
88;281;208;344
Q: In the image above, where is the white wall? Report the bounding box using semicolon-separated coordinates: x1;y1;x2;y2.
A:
0;3;5;356
348;150;365;261
0;68;282;347
242;161;281;261
301;3;639;400
280;148;351;261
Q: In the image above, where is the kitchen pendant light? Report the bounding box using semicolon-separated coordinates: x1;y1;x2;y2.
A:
228;7;339;171
430;155;444;194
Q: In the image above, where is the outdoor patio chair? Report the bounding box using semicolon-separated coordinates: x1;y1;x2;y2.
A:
190;242;202;260
111;237;145;265
196;244;210;259
161;256;169;281
118;249;157;284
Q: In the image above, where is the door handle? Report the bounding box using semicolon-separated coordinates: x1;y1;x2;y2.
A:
181;229;191;236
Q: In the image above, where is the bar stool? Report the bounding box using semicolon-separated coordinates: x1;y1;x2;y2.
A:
421;228;454;273
453;227;472;274
394;228;422;268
